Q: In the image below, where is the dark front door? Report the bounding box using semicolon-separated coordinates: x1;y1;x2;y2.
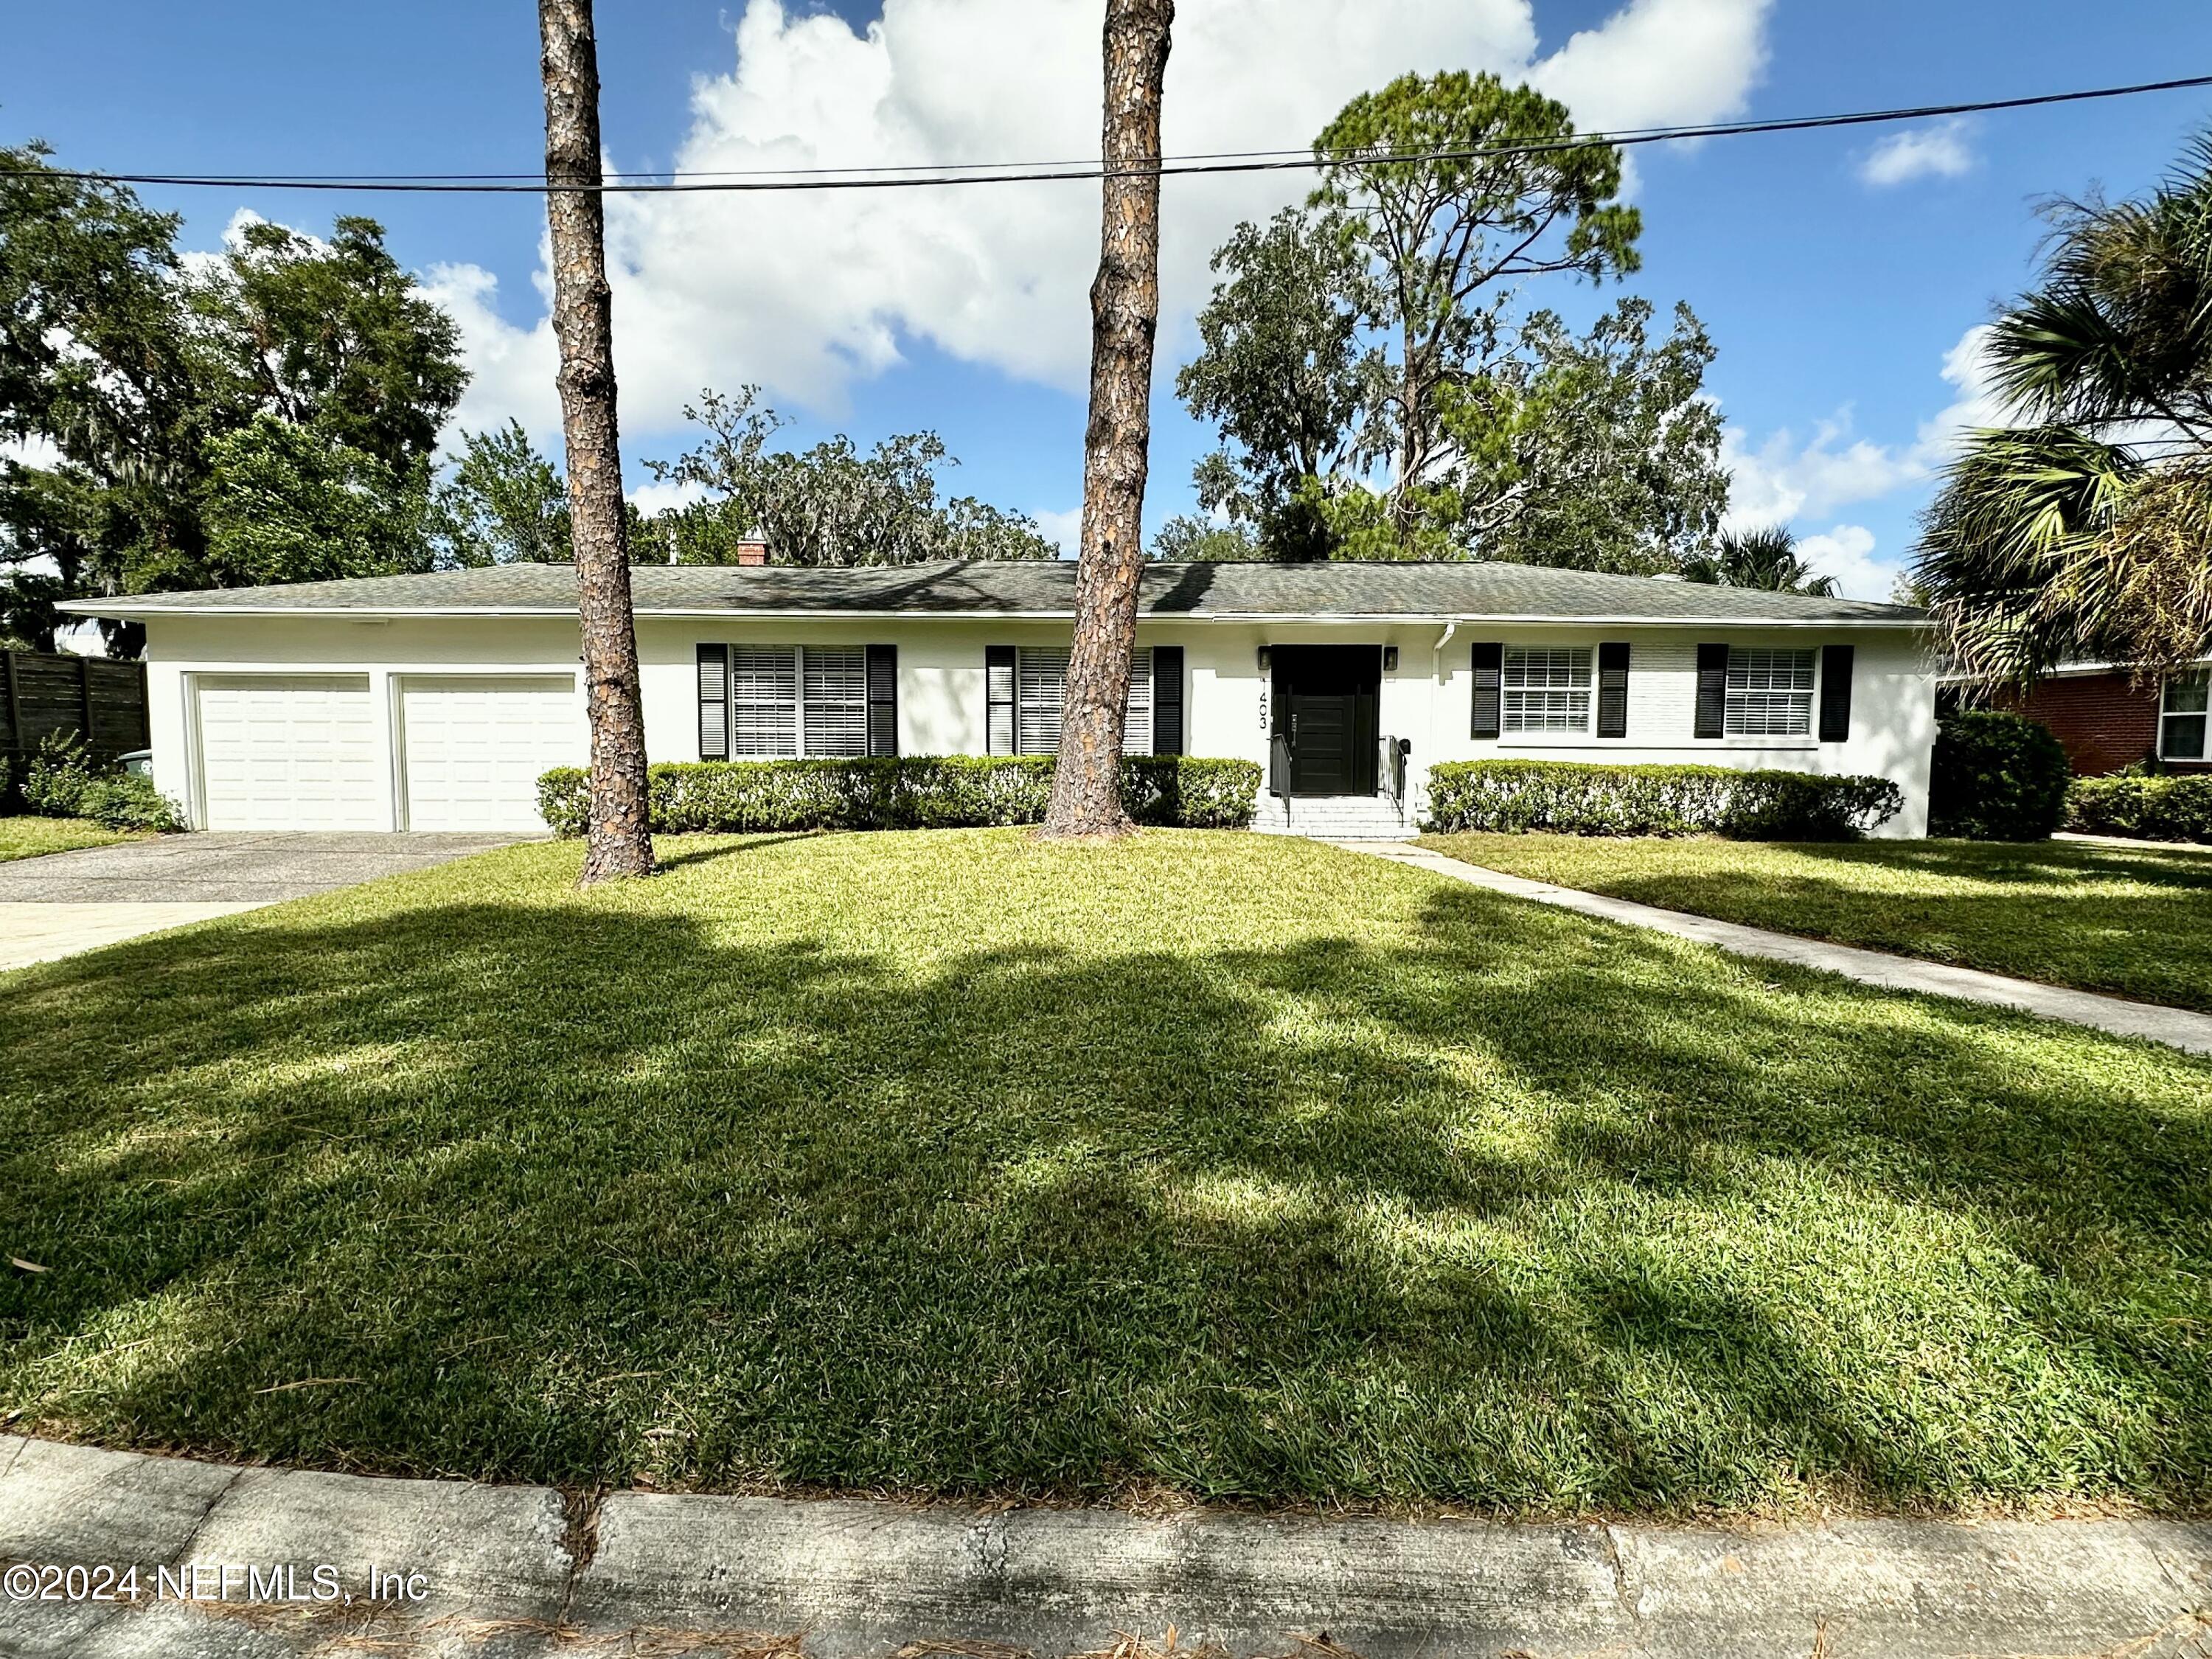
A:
1271;645;1380;796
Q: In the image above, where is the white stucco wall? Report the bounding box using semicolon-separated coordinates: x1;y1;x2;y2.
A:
139;611;1935;837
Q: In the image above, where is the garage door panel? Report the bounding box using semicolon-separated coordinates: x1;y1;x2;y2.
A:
196;675;382;832
400;675;581;832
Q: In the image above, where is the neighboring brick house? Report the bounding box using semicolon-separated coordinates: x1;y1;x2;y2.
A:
1989;660;2211;776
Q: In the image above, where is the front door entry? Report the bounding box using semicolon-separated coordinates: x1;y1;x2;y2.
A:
1270;645;1380;795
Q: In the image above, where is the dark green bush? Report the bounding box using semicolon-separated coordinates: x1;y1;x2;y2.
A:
1421;759;1903;840
2065;774;2212;844
21;734;182;832
1927;710;2073;841
538;754;1261;837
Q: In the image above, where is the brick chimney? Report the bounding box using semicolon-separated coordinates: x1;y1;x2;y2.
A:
734;536;768;567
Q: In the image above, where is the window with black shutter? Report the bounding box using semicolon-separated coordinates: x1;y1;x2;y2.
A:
866;644;897;756
1152;645;1185;755
1470;641;1503;740
1818;644;1854;743
1596;641;1630;739
696;644;730;760
1693;644;1729;739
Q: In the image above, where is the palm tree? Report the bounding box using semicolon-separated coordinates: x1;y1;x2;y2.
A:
1913;135;2212;686
1683;525;1838;597
1041;0;1175;838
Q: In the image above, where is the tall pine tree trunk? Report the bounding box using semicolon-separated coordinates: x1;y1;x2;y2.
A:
1040;0;1173;838
540;0;654;883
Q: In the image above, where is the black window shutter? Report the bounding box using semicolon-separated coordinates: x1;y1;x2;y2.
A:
1694;644;1730;739
866;644;898;756
697;643;730;760
985;645;1016;755
1818;644;1854;742
1470;641;1503;740
1596;641;1630;739
1152;645;1184;755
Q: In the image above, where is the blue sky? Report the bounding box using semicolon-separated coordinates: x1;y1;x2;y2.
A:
10;0;2212;596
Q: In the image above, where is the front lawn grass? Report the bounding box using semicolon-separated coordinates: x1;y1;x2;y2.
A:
0;816;138;862
3;830;2208;1515
1419;832;2212;1013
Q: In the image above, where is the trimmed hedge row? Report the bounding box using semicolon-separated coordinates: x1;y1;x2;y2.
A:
1927;710;2073;841
538;754;1262;837
2066;775;2212;844
1420;759;1903;840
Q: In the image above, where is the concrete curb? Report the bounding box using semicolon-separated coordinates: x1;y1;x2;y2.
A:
1345;842;2212;1057
1;1436;2207;1658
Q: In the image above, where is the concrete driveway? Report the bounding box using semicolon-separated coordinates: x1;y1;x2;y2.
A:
0;832;528;972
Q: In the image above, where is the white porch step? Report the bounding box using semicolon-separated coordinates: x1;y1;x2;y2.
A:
1252;793;1415;841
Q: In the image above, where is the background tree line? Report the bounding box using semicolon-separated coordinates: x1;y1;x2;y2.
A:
1156;71;1733;576
0;144;1054;658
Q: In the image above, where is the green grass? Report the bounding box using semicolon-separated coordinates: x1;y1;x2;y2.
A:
0;815;138;861
3;830;2208;1515
1419;833;2212;1014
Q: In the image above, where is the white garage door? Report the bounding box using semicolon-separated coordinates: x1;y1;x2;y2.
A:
400;675;582;832
195;675;383;832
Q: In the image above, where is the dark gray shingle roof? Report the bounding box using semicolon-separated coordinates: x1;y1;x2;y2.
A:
61;559;1925;625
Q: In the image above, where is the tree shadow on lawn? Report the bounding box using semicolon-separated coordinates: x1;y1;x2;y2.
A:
1;876;2207;1514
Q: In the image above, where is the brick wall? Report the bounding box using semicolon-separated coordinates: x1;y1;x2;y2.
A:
1994;671;2211;776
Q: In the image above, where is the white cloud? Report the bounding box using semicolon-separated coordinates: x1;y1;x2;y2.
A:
627;476;712;517
1794;522;1890;599
1715;324;2008;599
1860;119;1975;189
1;434;62;471
1719;411;1919;528
1032;505;1083;557
1721;321;2005;534
435;0;1773;445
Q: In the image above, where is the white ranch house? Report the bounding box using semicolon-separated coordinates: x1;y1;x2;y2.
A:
64;560;1938;838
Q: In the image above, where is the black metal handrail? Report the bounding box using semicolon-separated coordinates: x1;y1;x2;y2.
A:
1380;734;1408;816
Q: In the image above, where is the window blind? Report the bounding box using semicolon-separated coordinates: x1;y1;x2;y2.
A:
1725;648;1816;737
1017;647;1070;755
730;646;799;757
1503;647;1592;733
802;647;869;757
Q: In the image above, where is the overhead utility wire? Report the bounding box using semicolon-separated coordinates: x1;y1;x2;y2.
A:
10;72;2212;195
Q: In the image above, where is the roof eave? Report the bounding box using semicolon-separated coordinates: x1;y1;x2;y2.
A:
57;600;1930;627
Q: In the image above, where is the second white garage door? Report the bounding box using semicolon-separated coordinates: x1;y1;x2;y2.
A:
399;675;582;832
197;674;383;831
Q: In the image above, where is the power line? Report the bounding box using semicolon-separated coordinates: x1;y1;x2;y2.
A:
10;72;2212;195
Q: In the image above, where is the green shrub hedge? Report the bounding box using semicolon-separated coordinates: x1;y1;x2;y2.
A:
1927;710;2073;841
2065;774;2212;844
19;735;182;832
1421;759;1903;840
538;754;1262;837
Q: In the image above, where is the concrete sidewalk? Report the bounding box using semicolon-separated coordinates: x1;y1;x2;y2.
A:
0;901;267;973
1346;841;2212;1057
0;1436;2205;1658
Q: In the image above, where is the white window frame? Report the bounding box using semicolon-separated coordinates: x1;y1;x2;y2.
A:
728;645;870;759
2160;669;2209;762
1501;646;1593;734
1013;646;1153;757
1725;647;1817;738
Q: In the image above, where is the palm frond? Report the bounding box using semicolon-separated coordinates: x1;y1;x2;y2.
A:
1913;424;2212;684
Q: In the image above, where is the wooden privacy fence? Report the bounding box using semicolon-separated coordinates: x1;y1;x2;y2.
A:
1;649;151;773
